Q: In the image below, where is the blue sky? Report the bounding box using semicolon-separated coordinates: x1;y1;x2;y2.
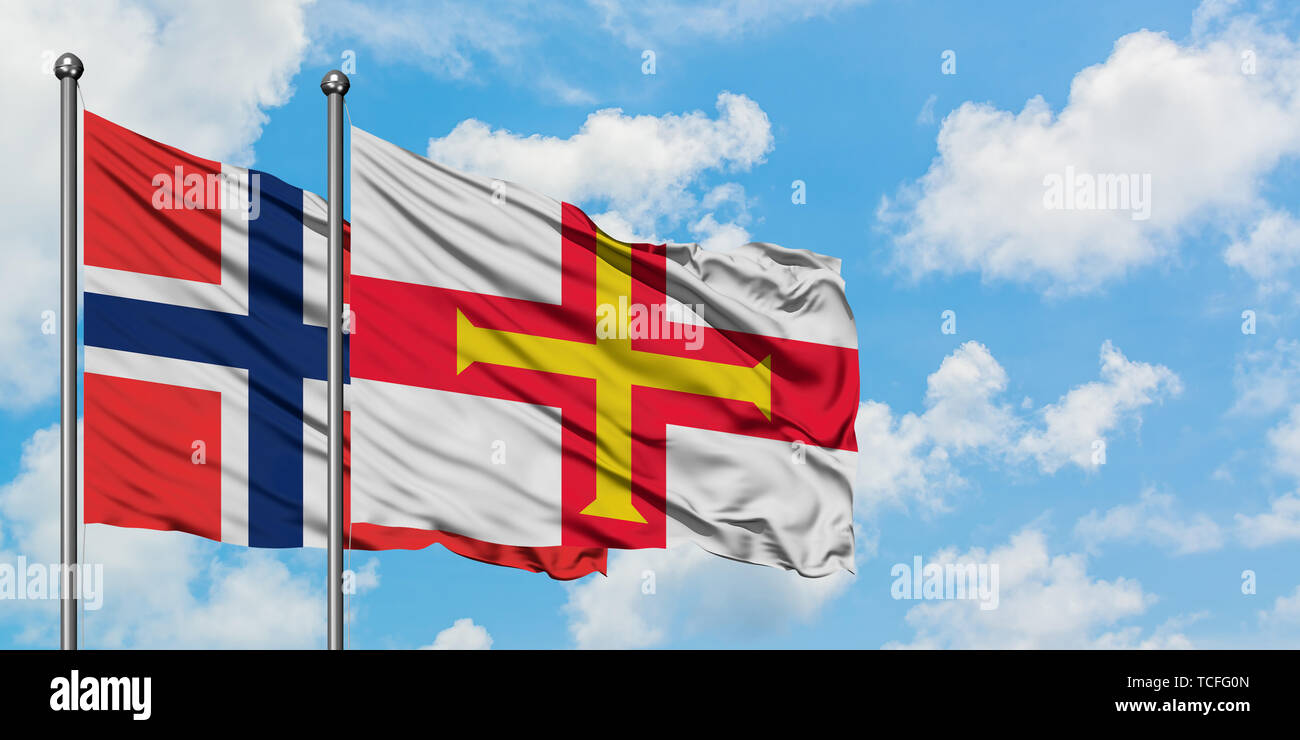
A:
3;0;1300;648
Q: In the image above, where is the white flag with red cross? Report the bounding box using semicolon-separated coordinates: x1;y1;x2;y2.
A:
348;127;859;577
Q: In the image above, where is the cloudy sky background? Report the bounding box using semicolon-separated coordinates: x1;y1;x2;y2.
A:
2;0;1299;648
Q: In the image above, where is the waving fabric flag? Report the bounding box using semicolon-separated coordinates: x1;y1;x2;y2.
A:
349;127;859;576
81;111;604;579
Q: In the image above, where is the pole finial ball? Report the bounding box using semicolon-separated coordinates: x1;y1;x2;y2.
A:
320;70;350;96
53;52;84;80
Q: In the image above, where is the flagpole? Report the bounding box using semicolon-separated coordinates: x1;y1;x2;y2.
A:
321;69;350;651
54;52;83;652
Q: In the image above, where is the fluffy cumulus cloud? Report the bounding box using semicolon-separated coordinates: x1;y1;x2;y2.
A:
854;401;958;514
427;92;773;241
1235;493;1300;547
138;551;324;649
421;618;493;650
0;1;312;409
1224;210;1300;297
853;342;1015;514
1015;341;1183;473
856;341;1180;514
564;546;852;649
879;6;1300;294
0;425;333;648
1075;488;1224;555
886;529;1189;649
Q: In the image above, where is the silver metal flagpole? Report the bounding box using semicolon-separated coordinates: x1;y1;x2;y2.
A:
321;69;350;651
54;52;83;652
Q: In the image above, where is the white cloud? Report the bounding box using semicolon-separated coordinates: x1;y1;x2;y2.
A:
690;213;753;252
1260;585;1300;627
0;255;57;412
886;529;1183;649
854;400;960;514
317;0;868;79
1231;339;1300;416
1;0;313;409
564;545;852;648
539;75;599;106
920;341;1018;452
879;10;1300;294
688;183;754;250
1235;492;1300;547
1092;612;1202;650
1075;488;1224;555
140;550;324;649
427;92;773;236
1266;405;1300;480
1224;210;1300;296
855;342;1014;515
587;211;660;245
1229;412;1300;547
311;0;528;80
1016;341;1182;473
916;93;938;125
856;341;1180;514
421;618;493;650
349;557;381;593
0;424;328;648
588;0;869;46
